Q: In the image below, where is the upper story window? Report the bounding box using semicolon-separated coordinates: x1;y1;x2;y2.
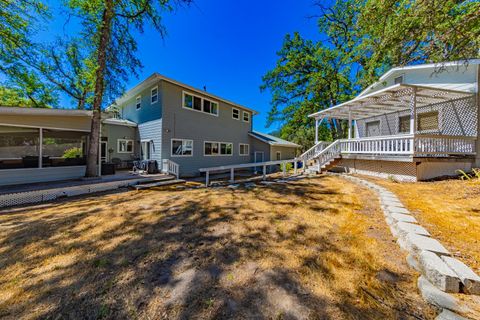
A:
417;111;439;131
151;86;158;104
118;139;134;153
232;108;240;120
135;96;141;109
394;75;404;84
183;91;218;116
242;111;250;122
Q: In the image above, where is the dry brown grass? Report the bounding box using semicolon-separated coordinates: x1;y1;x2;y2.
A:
0;176;434;319
365;176;480;273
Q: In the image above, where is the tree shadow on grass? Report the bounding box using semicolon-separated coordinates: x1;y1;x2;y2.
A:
0;182;432;319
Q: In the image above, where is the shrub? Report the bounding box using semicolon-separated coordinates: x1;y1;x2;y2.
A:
62;147;83;159
280;162;293;172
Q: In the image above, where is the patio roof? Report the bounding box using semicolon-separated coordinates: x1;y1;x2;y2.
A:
309;84;474;120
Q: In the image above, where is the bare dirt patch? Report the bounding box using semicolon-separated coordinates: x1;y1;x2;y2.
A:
0;176;435;319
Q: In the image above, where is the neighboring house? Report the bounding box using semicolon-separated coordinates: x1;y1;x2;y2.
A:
108;73;298;177
0;74;298;186
302;60;480;181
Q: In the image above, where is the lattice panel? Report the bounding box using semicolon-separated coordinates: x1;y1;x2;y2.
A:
336;159;417;182
356;96;477;137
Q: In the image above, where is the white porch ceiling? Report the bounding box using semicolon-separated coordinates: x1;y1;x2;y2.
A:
309;83;474;120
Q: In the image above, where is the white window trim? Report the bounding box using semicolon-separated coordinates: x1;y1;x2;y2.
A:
232;108;240;120
204;141;233;156
398;114;411;134
171;138;193;157
117;139;134;153
242;111;250;122
239;143;249;156
182;91;219;117
276;151;281;160
135;95;142;110
151;86;158;104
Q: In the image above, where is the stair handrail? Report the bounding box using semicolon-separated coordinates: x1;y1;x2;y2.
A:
315;140;342;166
299;141;332;162
162;159;180;179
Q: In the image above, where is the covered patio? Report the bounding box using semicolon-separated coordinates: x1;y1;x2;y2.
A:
308;83;477;158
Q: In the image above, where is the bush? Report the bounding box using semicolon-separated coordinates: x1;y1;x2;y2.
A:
280;162;293;172
62;147;83;159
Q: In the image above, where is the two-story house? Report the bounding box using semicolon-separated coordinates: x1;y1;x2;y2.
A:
108;73;299;177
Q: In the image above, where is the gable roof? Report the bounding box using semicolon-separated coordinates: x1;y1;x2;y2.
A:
249;131;300;148
359;59;480;97
109;73;258;115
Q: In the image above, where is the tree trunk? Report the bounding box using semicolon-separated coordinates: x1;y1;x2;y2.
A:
85;0;115;177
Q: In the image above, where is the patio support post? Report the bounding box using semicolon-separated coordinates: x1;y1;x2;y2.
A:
315;117;319;143
348;109;352;139
39;128;43;168
409;87;417;153
294;160;298;174
262;165;266;180
230;168;234;183
206;171;210;187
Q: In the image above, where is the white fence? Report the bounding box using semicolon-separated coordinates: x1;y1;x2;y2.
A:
162;159;180;179
199;159;300;186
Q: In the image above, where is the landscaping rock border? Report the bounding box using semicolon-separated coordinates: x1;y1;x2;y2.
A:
340;174;480;320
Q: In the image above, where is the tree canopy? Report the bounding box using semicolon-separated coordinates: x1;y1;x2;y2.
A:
262;0;480;150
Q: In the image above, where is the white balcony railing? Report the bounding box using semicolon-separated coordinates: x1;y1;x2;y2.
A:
162;159;180;179
303;134;477;167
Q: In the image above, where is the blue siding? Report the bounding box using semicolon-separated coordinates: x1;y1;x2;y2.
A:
120;81;162;124
138;119;163;164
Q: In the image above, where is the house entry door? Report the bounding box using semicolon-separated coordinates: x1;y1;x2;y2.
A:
100;142;108;163
254;151;264;173
141;141;151;160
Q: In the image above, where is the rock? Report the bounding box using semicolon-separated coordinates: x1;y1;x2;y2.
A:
388;213;418;224
441;256;480;295
395;222;430;237
385;206;411;215
228;184;240;189
405;234;450;257
406;254;421;272
381;198;404;208
418;251;461;293
417;276;465;313
435;309;469;320
244;182;256;188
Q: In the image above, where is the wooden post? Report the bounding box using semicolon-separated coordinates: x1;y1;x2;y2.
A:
410;87;417;153
282;162;286;177
39;128;43;168
315;118;319;143
294;160;298;175
230;168;234;183
348;109;352;139
262;165;266;180
206;171;209;187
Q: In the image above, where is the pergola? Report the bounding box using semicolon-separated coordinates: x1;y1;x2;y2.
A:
309;83;474;142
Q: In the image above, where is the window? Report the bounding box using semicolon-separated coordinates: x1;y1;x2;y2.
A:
135;96;141;109
118;139;134;153
394;75;404;84
183;91;219;116
232;108;240;120
151;86;158;104
43;129;88;167
141;141;151;160
366;120;381;137
171;139;193;157
243;111;250;122
239;143;249;156
398;115;411;133
204;141;233;156
417;111;439;131
276;151;281;160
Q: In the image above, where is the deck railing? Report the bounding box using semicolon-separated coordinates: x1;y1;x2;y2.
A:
162;159;180;179
303;134;477;170
299;141;331;162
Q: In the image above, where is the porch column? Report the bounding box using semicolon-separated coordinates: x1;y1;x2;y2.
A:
315;118;319;143
39;128;43;168
409;87;417;154
348;109;352;139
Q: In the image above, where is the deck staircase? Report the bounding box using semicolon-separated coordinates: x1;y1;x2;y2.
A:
300;140;342;175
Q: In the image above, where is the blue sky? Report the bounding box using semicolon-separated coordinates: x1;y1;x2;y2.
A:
52;1;323;133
